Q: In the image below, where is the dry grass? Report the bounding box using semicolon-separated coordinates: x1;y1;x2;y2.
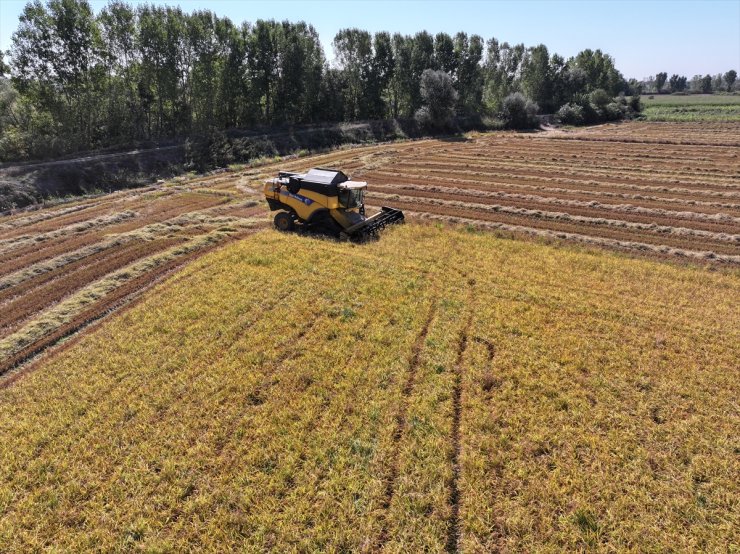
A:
0;224;737;551
0;210;138;253
0;226;258;361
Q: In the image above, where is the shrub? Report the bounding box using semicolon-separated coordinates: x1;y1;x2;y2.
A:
414;106;433;129
629;94;642;112
501;93;539;129
415;69;458;130
589;89;611;110
185;128;234;172
556;103;585;125
605;102;624;121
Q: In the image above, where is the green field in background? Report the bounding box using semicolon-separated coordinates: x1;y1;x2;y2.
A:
641;94;740;121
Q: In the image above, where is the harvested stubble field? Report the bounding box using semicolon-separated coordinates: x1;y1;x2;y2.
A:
250;121;740;263
0;175;267;375
1;121;739;388
0;225;738;551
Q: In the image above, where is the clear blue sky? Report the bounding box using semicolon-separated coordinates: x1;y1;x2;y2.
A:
1;0;738;79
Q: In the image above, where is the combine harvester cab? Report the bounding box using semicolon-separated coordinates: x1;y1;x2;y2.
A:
264;167;404;241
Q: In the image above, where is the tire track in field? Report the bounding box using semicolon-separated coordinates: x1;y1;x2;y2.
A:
447;277;476;554
377;298;437;548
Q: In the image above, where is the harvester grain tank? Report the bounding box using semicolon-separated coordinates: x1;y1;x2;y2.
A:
264;168;404;240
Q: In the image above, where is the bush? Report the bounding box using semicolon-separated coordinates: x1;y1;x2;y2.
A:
415;69;458;130
501;93;539;129
629;94;642;112
605;102;624;121
185;127;234;172
556;103;584;125
589;89;611;109
413;106;432;128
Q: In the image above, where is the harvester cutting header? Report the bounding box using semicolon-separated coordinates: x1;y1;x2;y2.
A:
264;168;404;240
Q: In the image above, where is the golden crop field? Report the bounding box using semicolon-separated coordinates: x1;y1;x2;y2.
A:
2;121;739;381
1;225;738;552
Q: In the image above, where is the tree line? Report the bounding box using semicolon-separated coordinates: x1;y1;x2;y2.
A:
639;70;737;94
1;0;634;162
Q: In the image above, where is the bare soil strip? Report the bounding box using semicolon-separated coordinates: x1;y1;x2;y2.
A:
369;197;740;256
0;231;257;382
0;238;182;337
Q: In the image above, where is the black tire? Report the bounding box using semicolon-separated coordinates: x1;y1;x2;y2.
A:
274;212;295;232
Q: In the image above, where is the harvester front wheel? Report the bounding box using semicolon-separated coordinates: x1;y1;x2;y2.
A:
274;212;295;232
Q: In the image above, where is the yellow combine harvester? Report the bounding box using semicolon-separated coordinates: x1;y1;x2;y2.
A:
264;168;404;240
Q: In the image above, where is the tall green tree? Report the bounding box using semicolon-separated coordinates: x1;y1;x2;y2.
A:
668;74;687;93
248;20;279;122
521;44;553;111
0;52;10;77
454;32;483;114
389;33;414;118
2;0;643;162
408;31;435;112
99;1;138;141
570;49;625;95
482;39;525;111
333;28;373;120
11;0;104;149
434;32;456;75
215;21;250;128
655;72;667;93
725;69;737;92
370;31;394;118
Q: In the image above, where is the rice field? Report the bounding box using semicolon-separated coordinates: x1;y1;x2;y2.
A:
1;121;739;381
0;120;739;551
0;225;737;551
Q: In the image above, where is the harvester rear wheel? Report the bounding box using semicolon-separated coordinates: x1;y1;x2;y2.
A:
274;212;295;232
